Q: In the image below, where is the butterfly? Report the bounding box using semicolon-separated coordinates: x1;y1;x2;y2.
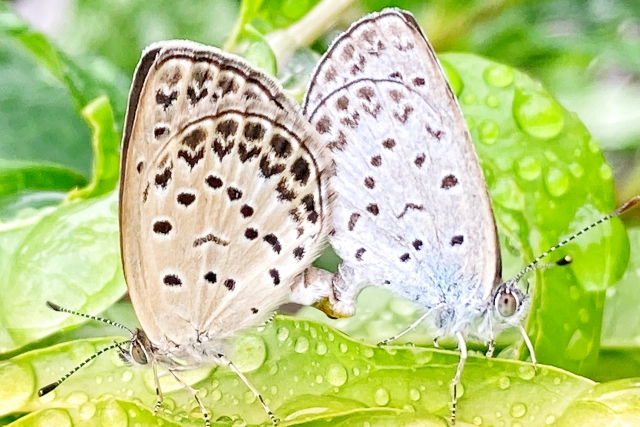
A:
301;8;639;424
39;40;333;426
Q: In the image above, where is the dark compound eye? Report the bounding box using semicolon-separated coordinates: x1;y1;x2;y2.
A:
130;342;148;365
495;290;518;318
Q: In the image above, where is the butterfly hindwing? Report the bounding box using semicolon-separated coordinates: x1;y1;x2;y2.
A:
121;41;332;351
303;10;500;312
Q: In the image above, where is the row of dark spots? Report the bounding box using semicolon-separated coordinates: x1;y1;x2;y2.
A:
398;235;463;263
243;227;305;260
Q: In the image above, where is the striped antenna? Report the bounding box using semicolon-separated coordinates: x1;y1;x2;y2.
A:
513;196;640;284
38;301;133;396
38;339;129;396
45;301;133;334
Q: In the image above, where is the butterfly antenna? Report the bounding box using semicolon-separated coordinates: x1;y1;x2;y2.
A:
513;196;640;285
38;339;130;396
45;301;134;334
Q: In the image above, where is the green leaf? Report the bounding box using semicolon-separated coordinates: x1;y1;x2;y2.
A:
443;53;626;376
0;316;601;426
68;96;121;201
54;0;239;72
0;192;125;354
1;5;130;131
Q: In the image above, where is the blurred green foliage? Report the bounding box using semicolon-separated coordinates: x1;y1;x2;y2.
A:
0;0;639;425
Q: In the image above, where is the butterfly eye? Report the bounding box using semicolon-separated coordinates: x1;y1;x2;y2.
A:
495;289;519;318
130;342;148;365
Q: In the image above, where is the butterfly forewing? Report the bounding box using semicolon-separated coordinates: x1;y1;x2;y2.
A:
303;10;499;310
121;41;331;353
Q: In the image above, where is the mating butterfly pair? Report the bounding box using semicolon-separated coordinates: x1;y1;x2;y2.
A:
39;8;638;426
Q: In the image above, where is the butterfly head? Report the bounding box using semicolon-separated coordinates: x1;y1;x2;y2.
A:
119;328;154;366
490;281;529;325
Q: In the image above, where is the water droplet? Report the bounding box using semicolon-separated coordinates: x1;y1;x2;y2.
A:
120;370;133;383
568;162;584;178
588;139;600;153
100;400;128;427
454;382;465;399
599;163;612;181
473;415;483;425
517;365;536;380
516;157;541;181
79;402;97;420
545;414;556;424
327;364;348;386
211;389;222;401
409;388;421;401
362;347;374;358
352;367;360;376
276;327;289;341
244;390;256;404
233;335;267;372
510;402;527;418
374;387;390;406
498;376;511;390
485;94;500;108
269;363;278;375
232;419;247;427
484;64;515;88
294;337;310;353
579;308;590;323
270;385;278;395
315;341;328;356
35;409;73;426
462;92;477;105
545;167;569;197
65;391;89;405
492;178;525;210
478;120;499;145
513;88;565;140
95;376;103;385
339;343;348;353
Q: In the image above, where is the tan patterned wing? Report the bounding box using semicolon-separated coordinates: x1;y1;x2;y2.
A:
121;41;331;351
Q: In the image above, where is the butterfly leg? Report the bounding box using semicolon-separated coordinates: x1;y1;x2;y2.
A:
218;354;278;426
167;369;210;427
450;331;467;425
518;324;537;371
378;308;434;346
152;361;164;414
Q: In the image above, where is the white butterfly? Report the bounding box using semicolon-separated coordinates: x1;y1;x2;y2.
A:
40;40;334;426
301;8;639;424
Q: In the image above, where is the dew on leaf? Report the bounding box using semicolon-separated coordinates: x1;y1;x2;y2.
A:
544;167;569;197
485;94;500;108
294;337;310;353
510;402;527;418
374;387;390;406
513;88;565;140
276;327;290;342
483;64;515;88
233;335;267;373
498;376;511;390
517;365;536;381
315;341;328;355
568;162;584;178
478;120;499;145
516;156;542;181
327;364;348;387
79;402;97;420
